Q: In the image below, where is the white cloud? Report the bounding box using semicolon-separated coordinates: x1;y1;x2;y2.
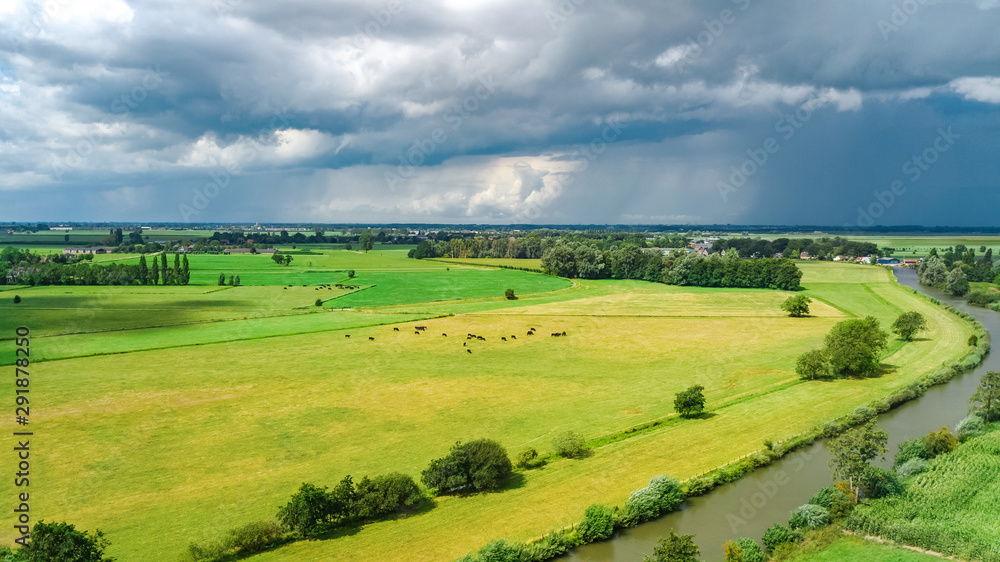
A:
949;76;1000;103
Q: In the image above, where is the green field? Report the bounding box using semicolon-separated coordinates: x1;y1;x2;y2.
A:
0;253;975;561
790;535;941;562
846;426;1000;561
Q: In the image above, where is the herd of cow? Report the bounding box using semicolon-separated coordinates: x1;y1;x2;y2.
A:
342;325;568;352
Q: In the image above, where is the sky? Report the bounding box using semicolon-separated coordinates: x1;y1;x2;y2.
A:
1;0;999;226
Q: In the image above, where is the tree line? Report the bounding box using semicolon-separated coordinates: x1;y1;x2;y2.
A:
1;247;191;286
538;243;803;290
711;236;882;260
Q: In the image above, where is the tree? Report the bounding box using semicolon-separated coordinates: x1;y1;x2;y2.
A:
552;431;587;458
421;439;513;494
359;231;374;253
283;255;294;266
917;255;947;287
674;384;706;418
181;255;190;284
276;483;335;538
923;426;959;456
271;252;284;265
345;242;352;251
781;295;811;317
734;538;764;562
234;275;241;287
347;270;355;278
788;504;830;529
643;532;700;562
138;254;149;285
970;371;1000;422
795;349;830;380
724;541;744;562
18;520;115;562
504;288;517;300
762;523;801;552
315;298;323;307
515;448;538;469
354;473;424;519
218;272;226;286
827;420;888;497
946;266;970;296
159;252;168;284
228;275;235;286
13;295;21;303
969;334;979;347
151;255;160;285
824;316;888;377
891;311;927;341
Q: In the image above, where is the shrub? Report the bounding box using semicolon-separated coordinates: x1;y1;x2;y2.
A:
13;295;21;303
421;439;513;494
185;538;232;562
859;466;903;499
475;538;527;562
619;475;685;526
808;487;854;520
735;537;765;562
956;415;985;441
644;532;699;562
895;457;927;477
228;520;283;555
683;475;715;497
552;431;587;458
515;447;538;469
969;334;979;347
966;289;1000;307
751;451;772;468
504;288;517;300
923;426;959;456
276;483;335;538
870;399;891;414
315;298;323;307
893;437;931;468
821;421;843;438
848;405;877;425
788;504;830;530
355;472;425;519
578;504;615;542
762;523;801;552
795;349;830;380
347;270;355;278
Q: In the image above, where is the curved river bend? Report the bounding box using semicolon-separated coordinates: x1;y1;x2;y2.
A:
562;268;996;562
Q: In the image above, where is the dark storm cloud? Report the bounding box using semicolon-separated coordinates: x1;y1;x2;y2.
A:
0;0;998;223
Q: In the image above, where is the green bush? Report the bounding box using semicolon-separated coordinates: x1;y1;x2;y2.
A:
761;523;801;552
735;537;765;562
683;475;715;497
788;504;830;529
421;439;513;494
848;405;877;425
355;472;425;519
228;520;283;555
956;415;985;441
924;426;960;456
893;437;931;468
276;482;335;538
552;431;587;458
860;466;903;499
578;504;615;542
619;475;685;527
515;448;538;469
474;538;527;562
895;457;927;477
966;289;1000;307
809;486;855;520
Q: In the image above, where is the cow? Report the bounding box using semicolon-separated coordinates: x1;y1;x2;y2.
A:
527;331;533;335
442;333;447;337
369;337;375;341
501;337;507;341
467;349;472;354
551;333;560;337
393;327;400;332
463;342;467;347
415;331;420;335
345;335;351;338
478;336;485;341
511;335;516;339
415;326;427;331
562;331;567;336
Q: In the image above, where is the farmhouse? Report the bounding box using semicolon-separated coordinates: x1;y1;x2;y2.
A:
877;258;901;266
63;246;115;255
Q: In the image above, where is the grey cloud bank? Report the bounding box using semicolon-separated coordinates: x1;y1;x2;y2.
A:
1;0;999;225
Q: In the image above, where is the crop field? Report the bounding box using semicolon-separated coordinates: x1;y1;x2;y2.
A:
846;427;1000;561
0;253;975;561
791;535;941;561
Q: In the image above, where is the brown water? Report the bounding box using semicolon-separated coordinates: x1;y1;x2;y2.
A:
561;268;996;561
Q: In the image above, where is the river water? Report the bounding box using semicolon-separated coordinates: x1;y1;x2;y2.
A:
562;268;996;561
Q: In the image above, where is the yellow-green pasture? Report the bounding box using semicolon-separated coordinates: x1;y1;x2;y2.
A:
0;259;974;561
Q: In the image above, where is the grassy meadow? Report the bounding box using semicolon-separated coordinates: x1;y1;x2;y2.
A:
0;252;976;561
